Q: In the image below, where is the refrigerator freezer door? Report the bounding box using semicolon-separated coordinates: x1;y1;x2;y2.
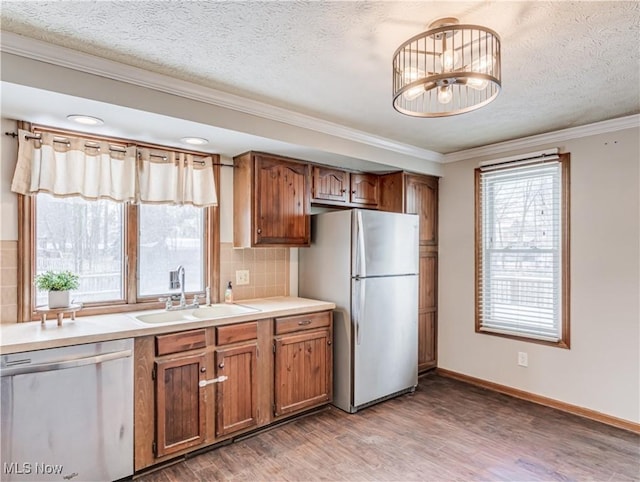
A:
352;275;418;409
352;210;419;278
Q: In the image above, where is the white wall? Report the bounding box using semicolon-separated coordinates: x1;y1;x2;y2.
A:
439;127;640;423
1;118;19;240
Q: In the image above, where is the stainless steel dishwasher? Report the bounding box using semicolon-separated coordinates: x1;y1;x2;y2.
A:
1;339;134;481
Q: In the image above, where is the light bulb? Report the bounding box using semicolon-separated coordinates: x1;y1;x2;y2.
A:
437;86;452;104
467;77;489;90
401;68;425;100
403;85;424;101
441;49;459;71
471;54;495;73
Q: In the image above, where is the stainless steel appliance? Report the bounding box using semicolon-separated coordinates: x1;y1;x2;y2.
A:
299;209;419;413
1;339;134;481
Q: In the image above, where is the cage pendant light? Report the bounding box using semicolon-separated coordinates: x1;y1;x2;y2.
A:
392;17;501;117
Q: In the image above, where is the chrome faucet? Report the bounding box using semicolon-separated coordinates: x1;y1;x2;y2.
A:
160;265;201;311
174;265;187;307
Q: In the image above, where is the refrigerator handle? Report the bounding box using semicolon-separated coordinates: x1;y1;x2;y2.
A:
356;210;366;277
355;277;365;345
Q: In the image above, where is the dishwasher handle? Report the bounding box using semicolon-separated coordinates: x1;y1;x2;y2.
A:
1;349;132;377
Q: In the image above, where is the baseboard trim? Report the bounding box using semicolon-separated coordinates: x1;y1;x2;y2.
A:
437;368;640;434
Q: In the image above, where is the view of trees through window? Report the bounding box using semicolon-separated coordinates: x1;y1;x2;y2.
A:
479;162;562;339
35;195;206;306
138;204;205;297
35;193;124;305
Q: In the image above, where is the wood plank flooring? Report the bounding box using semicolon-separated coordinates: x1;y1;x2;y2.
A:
137;374;639;481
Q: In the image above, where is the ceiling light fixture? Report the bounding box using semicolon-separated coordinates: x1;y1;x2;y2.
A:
180;137;209;146
392;17;501;117
67;114;104;126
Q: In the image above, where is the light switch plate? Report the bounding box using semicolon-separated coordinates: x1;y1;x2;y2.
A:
236;270;250;286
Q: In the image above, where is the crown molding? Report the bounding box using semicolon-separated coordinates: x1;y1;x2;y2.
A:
1;32;443;163
444;114;640;163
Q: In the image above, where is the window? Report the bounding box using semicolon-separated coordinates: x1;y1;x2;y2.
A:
35;193;124;305
28;198;216;316
138;204;205;297
15;125;220;321
475;154;570;347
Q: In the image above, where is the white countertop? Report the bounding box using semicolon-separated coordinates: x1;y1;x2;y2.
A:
0;296;335;354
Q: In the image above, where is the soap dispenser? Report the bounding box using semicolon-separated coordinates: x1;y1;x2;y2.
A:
224;281;234;303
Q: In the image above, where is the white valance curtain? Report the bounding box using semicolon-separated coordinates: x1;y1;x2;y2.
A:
137;148;218;207
11;129;218;207
11;129;137;202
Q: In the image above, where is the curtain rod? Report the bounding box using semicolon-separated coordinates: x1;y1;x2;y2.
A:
4;131;235;168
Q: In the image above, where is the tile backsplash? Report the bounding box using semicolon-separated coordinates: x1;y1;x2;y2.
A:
0;241;18;323
219;243;289;301
0;241;289;322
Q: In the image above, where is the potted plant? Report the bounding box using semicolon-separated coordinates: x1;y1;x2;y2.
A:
34;270;80;308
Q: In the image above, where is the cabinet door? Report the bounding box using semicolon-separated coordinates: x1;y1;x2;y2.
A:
312;166;349;203
405;175;438;246
155;354;206;457
215;344;259;437
378;171;404;212
350;173;379;207
418;250;437;371
274;329;332;416
254;155;310;246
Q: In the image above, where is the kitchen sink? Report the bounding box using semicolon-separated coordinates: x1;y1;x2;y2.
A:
192;304;260;319
134;311;199;324
134;304;260;324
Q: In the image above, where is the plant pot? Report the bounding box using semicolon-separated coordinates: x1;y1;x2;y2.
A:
48;291;70;309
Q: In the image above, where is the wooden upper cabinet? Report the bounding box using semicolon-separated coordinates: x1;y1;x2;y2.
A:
312;166;349;204
234;152;310;247
350;173;379;207
405;174;439;246
378;171;404;213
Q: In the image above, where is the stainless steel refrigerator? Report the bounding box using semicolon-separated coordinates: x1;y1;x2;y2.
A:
299;209;419;413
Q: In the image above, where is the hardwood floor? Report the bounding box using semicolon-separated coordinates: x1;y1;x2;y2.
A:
137;374;639;481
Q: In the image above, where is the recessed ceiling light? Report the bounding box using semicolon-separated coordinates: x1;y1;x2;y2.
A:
67;115;104;126
180;137;209;146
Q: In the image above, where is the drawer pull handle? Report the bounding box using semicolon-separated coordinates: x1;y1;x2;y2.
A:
199;376;228;388
298;320;312;326
218;362;225;369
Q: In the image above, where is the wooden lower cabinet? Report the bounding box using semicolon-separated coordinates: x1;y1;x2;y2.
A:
274;328;332;416
154;354;207;457
418;312;437;370
215;343;258;437
418;249;438;371
273;311;333;417
134;311;333;473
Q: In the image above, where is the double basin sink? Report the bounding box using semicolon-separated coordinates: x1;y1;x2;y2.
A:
133;303;260;324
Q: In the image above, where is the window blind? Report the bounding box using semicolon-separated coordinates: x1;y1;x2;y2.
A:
477;160;562;341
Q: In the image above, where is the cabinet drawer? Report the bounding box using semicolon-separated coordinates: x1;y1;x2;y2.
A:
275;311;331;335
155;329;206;356
216;322;258;346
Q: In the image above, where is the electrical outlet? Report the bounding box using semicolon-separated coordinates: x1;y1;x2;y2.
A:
518;352;528;367
236;270;250;286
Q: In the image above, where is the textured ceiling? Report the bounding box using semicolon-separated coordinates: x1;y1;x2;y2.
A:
1;1;639;154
